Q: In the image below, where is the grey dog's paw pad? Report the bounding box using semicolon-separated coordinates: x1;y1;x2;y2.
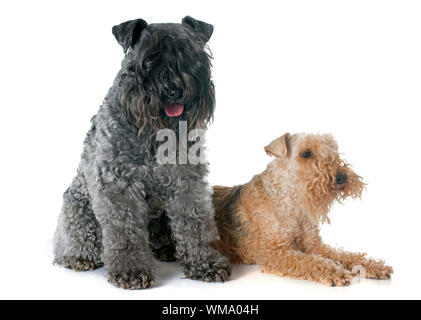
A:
202;267;232;282
54;257;103;272
182;259;232;283
106;270;154;290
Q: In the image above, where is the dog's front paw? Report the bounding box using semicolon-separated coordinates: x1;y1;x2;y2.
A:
106;270;154;290
322;269;354;287
359;261;393;280
182;255;231;283
54;257;103;272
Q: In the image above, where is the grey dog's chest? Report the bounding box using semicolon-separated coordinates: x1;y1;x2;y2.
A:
85;108;205;214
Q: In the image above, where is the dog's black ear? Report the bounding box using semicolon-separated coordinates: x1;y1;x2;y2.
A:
112;19;148;53
265;133;291;158
182;16;214;42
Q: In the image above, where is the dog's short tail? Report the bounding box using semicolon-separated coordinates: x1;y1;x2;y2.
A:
212;185;244;263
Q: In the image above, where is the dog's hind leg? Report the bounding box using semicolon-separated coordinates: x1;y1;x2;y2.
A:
53;171;103;271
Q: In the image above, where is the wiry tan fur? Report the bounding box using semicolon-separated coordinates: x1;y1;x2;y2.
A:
213;133;393;286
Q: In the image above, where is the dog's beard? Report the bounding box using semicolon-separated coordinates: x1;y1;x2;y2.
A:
118;81;214;133
302;182;336;224
302;163;364;224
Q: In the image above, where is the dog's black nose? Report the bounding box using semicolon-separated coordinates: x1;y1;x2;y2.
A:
335;173;347;186
168;89;182;101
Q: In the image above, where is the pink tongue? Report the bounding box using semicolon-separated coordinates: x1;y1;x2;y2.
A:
164;104;184;117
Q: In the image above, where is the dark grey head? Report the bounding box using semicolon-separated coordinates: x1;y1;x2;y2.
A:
112;16;215;134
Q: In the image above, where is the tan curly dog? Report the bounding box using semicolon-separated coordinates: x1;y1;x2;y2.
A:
213;133;393;286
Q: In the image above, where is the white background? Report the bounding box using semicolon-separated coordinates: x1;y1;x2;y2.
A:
0;0;420;300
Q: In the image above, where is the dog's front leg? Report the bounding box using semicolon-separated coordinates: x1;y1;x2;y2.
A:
300;219;393;280
92;183;154;289
308;243;393;280
165;178;231;282
260;249;353;286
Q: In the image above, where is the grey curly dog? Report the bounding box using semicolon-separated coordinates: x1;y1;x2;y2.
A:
53;16;231;289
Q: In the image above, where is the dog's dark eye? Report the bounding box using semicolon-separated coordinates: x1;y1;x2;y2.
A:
300;150;312;158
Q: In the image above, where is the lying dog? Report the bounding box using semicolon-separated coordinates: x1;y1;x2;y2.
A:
213;133;393;286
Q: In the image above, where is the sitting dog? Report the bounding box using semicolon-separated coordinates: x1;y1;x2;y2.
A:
213;133;392;286
53;17;231;289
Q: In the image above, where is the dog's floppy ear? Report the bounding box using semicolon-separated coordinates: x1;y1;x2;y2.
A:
265;133;291;158
182;16;214;42
112;19;148;53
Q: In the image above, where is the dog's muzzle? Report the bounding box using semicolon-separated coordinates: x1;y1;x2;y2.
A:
168;89;182;101
164;89;184;117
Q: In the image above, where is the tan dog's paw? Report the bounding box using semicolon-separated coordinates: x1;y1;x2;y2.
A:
363;261;393;280
321;269;354;287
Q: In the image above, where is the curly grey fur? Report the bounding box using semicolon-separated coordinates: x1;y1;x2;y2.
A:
53;16;231;289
